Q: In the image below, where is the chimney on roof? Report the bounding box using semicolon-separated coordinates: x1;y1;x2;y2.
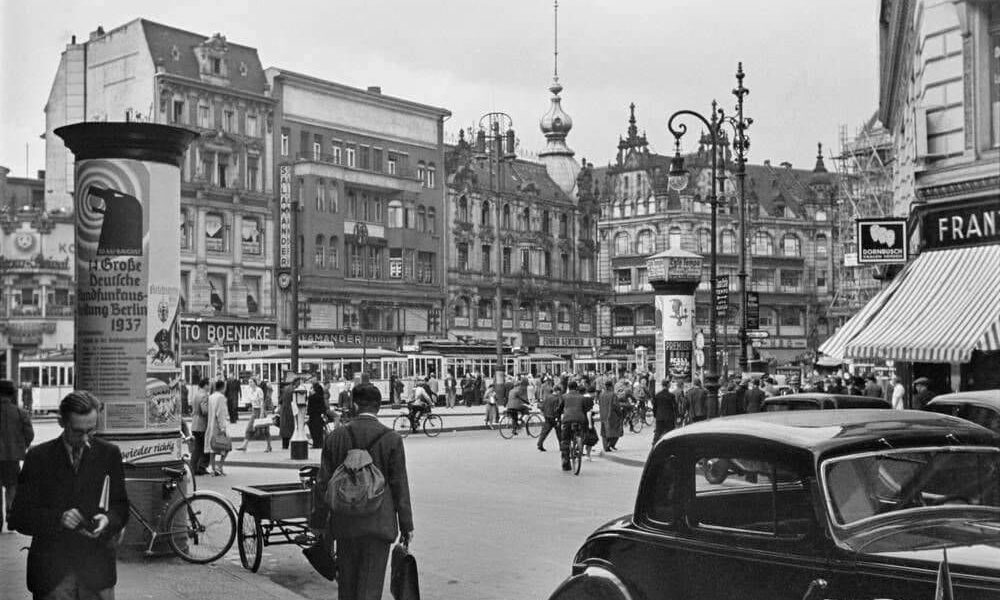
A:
780;161;792;169
90;26;105;41
71;35;76;44
764;159;771;166
367;86;382;94
37;170;45;180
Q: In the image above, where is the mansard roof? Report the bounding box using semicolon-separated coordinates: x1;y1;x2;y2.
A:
445;143;577;207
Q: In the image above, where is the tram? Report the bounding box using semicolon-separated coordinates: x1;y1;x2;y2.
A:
17;352;75;413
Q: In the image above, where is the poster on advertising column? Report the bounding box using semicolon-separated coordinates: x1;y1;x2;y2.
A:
73;158;182;433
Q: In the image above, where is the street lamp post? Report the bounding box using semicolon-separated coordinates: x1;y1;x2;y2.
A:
667;101;722;409
474;113;517;384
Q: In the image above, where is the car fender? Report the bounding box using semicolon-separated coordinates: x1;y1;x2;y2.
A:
546;562;634;600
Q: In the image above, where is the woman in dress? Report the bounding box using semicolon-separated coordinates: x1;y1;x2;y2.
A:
204;379;231;476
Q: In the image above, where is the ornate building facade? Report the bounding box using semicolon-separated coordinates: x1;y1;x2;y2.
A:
267;69;450;350
596;106;838;373
43;20;278;364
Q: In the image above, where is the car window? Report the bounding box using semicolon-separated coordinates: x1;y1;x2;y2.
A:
645;455;680;525
692;454;813;538
962;406;1000;433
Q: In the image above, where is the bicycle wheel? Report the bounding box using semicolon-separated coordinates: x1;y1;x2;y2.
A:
525;414;543;438
497;415;515;439
392;415;411;437
642;407;654;426
237;505;263;572
422;414;443;437
572;433;584;475
165;493;236;564
628;413;644;434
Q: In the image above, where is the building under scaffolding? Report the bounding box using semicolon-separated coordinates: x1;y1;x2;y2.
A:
827;115;894;332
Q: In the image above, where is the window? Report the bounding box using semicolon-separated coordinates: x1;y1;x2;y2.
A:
721;230;737;254
779;307;802;327
346;147;356;168
668;227;682;250
478;299;494;320
581;257;592;281
481;200;492;227
205;212;226;252
387;200;404;228
246;114;258;137
637;229;655;254
241;218;262;256
520;207;531;231
558;305;570;324
502;247;512;275
520;248;531;274
752;232;774;255
417;162;426;186
387;155;397;175
417;206;427;232
313;141;322;161
316;182;326;212
207;274;226;313
247;156;259;191
502;301;513;320
636;305;655;326
612;307;634;328
560;253;569;279
426;163;436;188
759;307;775;328
482;244;492;273
180;209;191;250
198;105;211;128
405;205;415;229
454;297;470;319
637;267;652;291
389;248;403;278
502;204;511;229
614;268;632;293
211;57;222;74
179;271;189;312
359;146;370;170
542;210;551;234
543;251;552;276
217;154;229;188
373;196;382;221
697;229;711;253
172;100;185;124
458;196;469;222
559;213;568;237
223;109;234;132
329;236;339;268
427;207;436;235
457;243;469;270
368;246;383;279
614;232;631;256
780;270;802;292
280;129;289;156
349;243;363;277
519;302;534;323
782;235;801;257
314;235;325;268
815;210;827;221
815;233;828;257
817;269;827;288
538;303;551;322
332;144;342;165
416;252;434;283
752;268;775;292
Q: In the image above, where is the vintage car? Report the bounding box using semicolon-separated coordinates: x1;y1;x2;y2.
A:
926;389;1000;434
546;410;1000;600
761;393;891;411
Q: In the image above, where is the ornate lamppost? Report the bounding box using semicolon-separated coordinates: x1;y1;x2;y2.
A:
474;113;517;383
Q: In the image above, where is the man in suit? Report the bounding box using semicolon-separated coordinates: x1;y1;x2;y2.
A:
651;379;677;443
0;379;34;529
311;382;413;600
744;379;766;414
686;378;708;423
537;384;563;452
10;391;129;599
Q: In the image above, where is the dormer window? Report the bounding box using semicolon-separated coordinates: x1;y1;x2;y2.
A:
171;45;180;61
239;61;247;77
211;57;222;74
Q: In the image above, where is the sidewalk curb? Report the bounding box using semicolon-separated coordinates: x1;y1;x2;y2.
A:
228;423;492;443
600;453;646;468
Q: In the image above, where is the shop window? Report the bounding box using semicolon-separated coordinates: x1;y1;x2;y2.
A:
612;307;634;328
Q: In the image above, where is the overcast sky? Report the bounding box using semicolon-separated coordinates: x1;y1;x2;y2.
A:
1;0;879;180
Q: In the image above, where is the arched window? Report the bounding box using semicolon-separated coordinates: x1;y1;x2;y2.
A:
542;210;551;234
502;204;511;229
417;161;427;186
501;300;513;320
519;302;534;322
458;195;469;222
454;297;469;318
417;205;427;232
782;234;801;256
387;200;404;228
538;303;552;322
636;230;655;255
721;230;736;254
314;234;325;268
668;227;682;250
427;207;436;235
481;200;492;226
697;229;712;253
558;305;570;324
815;233;828;257
752;232;774;255
612;307;634;328
815;209;827;222
635;305;655;326
647;194;656;215
520;207;531;231
328;236;339;269
426;162;436;188
614;232;631;256
329;186;339;213
478;298;493;320
581;215;591;238
316;180;326;212
559;213;569;237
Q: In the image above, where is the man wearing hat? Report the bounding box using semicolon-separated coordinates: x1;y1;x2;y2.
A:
912;377;935;409
0;379;34;529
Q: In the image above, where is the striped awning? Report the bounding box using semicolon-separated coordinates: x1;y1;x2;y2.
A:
844;245;1000;363
817;276;905;361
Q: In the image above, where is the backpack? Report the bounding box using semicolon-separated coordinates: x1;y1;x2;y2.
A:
325;426;390;517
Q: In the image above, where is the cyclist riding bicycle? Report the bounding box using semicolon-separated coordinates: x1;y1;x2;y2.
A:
505;378;531;433
559;380;594;471
407;381;433;432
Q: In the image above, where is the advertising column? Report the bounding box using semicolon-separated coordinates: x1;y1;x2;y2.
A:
56;122;198;556
646;249;704;391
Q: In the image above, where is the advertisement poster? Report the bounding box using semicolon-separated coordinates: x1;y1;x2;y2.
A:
74;158;181;433
655;295;694;342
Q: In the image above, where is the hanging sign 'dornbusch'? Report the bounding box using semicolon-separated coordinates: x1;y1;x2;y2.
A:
856;218;908;264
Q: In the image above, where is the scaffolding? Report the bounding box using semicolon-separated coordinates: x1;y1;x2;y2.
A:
827;115;894;319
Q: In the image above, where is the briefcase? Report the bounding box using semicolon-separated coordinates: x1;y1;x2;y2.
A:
390;542;420;600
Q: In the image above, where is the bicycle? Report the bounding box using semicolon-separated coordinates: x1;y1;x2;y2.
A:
124;461;237;563
498;405;543;440
622;404;644;433
566;422;586;476
392;406;443;437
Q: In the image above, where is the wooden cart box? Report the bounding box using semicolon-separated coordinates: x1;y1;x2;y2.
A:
233;483;314;521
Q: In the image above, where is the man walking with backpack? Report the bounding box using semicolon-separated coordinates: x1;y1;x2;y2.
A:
311;382;413;600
